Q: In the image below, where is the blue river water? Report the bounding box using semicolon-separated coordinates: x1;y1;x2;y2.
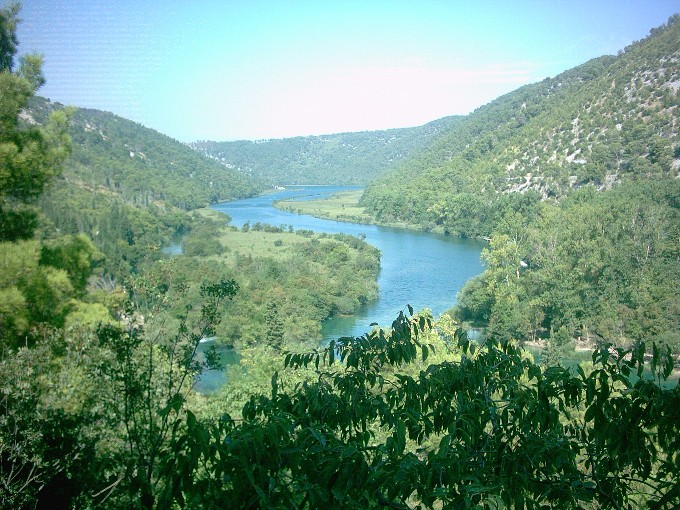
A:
195;185;677;392
211;185;485;341
194;185;484;392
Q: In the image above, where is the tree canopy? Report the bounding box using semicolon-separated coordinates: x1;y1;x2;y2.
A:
0;3;70;241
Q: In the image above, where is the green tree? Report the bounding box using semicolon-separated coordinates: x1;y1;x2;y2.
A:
163;311;680;509
0;2;70;241
0;1;17;72
94;275;238;509
0;240;77;348
454;274;493;324
264;299;285;350
39;233;103;296
0;3;83;350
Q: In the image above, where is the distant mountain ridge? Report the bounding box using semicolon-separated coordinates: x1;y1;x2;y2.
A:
191;116;462;185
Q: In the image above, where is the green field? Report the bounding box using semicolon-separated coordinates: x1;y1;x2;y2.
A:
273;190;440;232
214;227;338;263
273;189;375;224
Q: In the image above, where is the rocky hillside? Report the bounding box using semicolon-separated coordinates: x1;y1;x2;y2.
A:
191;116;462;185
361;15;680;237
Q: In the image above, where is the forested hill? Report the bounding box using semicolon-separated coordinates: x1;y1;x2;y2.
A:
191;116;462;185
27;97;265;210
361;15;680;238
26;97;266;278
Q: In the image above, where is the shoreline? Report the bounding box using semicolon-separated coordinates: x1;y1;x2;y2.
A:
272;189;457;236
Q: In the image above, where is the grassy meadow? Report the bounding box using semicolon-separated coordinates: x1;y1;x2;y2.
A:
273;189;374;224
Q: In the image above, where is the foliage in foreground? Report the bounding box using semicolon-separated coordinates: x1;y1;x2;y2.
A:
170;311;679;509
2;291;679;509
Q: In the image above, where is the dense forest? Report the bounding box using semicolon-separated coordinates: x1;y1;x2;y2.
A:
191;116;461;185
30;96;267;280
1;3;679;509
30;97;264;210
454;180;680;357
158;219;381;349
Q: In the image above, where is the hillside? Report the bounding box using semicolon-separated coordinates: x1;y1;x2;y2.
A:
361;15;680;238
191;116;462;185
25;97;266;277
27;97;265;210
3;5;679;509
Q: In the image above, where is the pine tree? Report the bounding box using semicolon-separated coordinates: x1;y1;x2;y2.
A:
264;299;285;350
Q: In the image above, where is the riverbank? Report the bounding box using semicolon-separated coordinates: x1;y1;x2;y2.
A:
273;188;448;234
212;185;485;342
523;338;680;381
463;325;680;382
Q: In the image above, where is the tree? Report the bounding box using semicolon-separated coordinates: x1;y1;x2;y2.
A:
39;233;103;296
0;9;106;506
0;3;80;350
94;275;238;509
0;1;70;242
264;299;285;350
0;1;17;72
161;310;680;509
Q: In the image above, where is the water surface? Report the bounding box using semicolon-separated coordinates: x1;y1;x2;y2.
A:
212;185;485;342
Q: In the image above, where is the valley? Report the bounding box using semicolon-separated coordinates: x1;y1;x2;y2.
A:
213;185;484;342
1;5;679;508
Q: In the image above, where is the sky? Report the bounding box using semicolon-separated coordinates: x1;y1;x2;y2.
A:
15;0;680;142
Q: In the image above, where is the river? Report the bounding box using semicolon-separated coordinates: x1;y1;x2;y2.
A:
197;185;678;391
211;185;485;341
195;185;484;392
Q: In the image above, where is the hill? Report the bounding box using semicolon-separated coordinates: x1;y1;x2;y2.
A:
28;97;265;210
361;15;680;238
3;6;679;509
190;116;462;185
25;97;266;277
371;16;680;355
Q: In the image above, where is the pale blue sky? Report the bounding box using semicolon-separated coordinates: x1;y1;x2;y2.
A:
16;0;680;141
